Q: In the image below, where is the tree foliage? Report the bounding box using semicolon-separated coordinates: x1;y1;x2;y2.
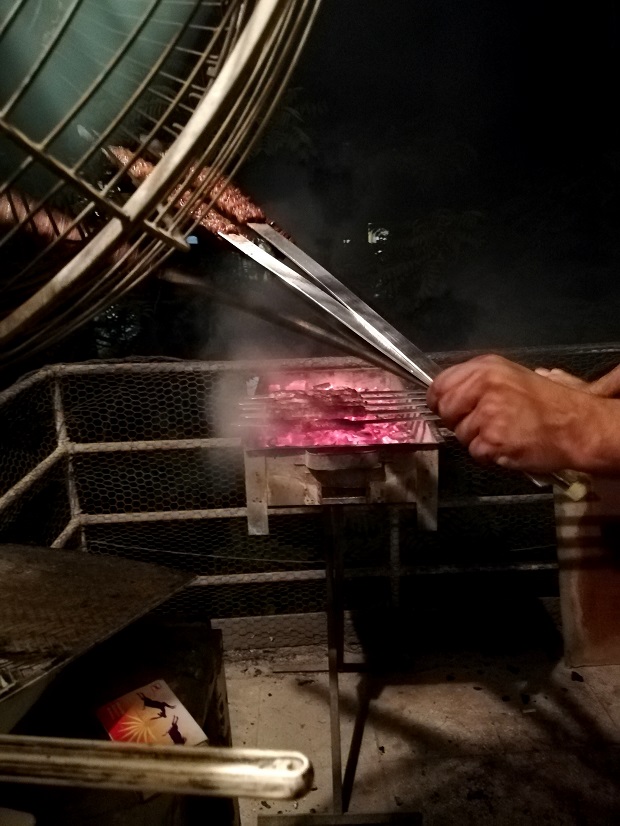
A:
370;208;487;307
250;86;325;162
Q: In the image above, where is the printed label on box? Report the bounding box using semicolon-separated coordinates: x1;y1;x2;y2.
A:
96;679;208;746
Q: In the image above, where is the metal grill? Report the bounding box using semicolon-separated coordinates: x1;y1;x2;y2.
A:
0;345;618;650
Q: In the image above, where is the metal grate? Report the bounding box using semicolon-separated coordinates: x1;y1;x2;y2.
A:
0;346;618;649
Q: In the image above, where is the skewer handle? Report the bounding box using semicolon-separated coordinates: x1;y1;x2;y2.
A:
525;470;588;502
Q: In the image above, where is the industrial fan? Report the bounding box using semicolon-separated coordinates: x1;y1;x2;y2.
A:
0;0;321;369
0;0;322;803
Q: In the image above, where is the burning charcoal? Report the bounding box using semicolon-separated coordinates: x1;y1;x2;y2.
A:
272;391;301;401
298;418;367;431
329;386;362;397
243;380;439;449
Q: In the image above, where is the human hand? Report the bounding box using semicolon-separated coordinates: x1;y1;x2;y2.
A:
426;354;612;473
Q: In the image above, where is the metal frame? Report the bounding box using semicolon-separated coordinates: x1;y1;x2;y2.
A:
0;356;437;547
0;355;560;561
259;505;423;824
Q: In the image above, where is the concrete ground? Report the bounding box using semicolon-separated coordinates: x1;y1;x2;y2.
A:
225;596;620;825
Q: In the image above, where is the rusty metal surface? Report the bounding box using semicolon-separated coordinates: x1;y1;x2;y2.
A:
0;544;191;731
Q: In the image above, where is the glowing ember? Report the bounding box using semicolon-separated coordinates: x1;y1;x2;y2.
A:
246;381;437;449
262;418;431;447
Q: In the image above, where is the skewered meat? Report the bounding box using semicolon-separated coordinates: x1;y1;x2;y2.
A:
0;190;85;243
108;147;236;235
172;190;237;235
107;146;155;184
186;164;265;223
242;382;436;448
108;146;264;226
0;143;241;254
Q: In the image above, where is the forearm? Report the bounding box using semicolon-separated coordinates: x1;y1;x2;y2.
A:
427;355;620;476
589;364;620;398
572;397;620;475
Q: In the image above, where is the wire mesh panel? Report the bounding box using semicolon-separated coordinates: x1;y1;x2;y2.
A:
84;511;326;574
0;346;618;650
0;376;56;495
0;457;72;547
74;448;247;513
58;366;242;442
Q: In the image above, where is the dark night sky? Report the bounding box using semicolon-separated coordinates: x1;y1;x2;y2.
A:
224;0;620;358
292;1;617;168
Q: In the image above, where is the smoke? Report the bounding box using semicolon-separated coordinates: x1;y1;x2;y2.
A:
182;159;351;365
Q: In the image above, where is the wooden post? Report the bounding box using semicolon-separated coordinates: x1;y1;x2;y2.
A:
244;451;269;535
413;449;439;532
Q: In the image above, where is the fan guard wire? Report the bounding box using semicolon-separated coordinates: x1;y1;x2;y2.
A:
0;0;321;366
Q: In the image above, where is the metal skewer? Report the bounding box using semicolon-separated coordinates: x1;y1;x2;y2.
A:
248;223;441;386
222;233;434;386
239;417;440;429
160;271;418;385
239;398;429;409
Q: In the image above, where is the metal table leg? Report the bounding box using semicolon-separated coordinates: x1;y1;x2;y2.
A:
259;506;422;825
326;506;346;814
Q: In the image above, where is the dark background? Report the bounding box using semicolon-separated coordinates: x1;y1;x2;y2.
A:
50;0;620;366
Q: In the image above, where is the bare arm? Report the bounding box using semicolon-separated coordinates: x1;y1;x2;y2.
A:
589;364;620;398
427;354;620;475
535;363;620;398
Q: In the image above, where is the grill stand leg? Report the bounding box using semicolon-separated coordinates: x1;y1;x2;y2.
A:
260;506;422;824
326;506;345;814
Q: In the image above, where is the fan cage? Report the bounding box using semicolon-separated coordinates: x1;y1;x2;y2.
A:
0;344;617;650
0;0;321;364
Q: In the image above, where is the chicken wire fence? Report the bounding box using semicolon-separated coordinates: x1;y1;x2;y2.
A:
1;345;619;650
